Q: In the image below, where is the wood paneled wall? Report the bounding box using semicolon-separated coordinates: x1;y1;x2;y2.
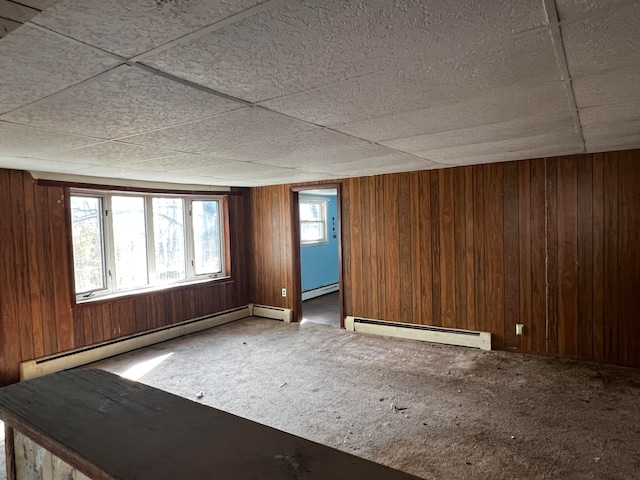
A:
250;150;640;367
0;169;250;385
249;185;297;311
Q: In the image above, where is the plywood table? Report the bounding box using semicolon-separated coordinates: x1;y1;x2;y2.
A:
0;369;423;480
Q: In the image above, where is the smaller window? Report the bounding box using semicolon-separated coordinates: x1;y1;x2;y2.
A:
299;198;328;244
70;195;106;295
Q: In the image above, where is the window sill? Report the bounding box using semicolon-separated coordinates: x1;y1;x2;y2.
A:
74;276;232;306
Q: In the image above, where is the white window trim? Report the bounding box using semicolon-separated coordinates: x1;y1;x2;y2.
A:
299;197;329;245
70;189;227;302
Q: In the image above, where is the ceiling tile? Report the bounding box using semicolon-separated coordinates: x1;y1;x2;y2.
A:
0;121;101;156
582;119;640;141
36;141;181;165
579;101;640;129
0;156;84;173
572;69;640;108
32;0;263;57
174;161;338;185
555;0;635;22
144;0;546;102
381;113;576;154
333;82;571;142
0;24;120;114
585;134;640;153
444;144;584;166
175;161;297;180
259;171;339;185
17;1;57;10
305;151;442;176
413;130;582;162
122;108;317;152
260;28;560;126
202;129;367;167
58;164;145;178
561;2;640;77
113;170;236;187
172;162;336;186
2;65;243;138
124;154;236;171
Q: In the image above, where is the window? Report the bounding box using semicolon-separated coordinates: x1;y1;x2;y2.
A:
299;198;328;244
70;190;226;300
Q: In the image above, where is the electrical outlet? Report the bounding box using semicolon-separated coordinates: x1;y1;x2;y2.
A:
281;288;287;297
515;324;524;336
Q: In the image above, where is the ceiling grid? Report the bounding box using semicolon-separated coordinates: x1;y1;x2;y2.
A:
0;0;637;186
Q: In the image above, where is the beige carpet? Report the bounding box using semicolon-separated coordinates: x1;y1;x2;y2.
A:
3;317;640;479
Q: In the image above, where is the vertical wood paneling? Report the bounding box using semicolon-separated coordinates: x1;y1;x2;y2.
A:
603;155;619;363
90;304;105;344
385;175;400;321
577;157;594;359
376;175;387;320
418;171;433;325
591;155;605;361
617;154;640;366
246;150;640;367
0;169;250;386
83;305;94;346
503;161;521;349
530;159;547;353
518;161;532;352
350;179;363;316
0;170;20;382
439;169;456;328
546;159;559;354
35;181;58;356
453;167;467;330
557;158;579;356
360;178;372;318
464;169;476;331
9;171;35;363
48;187;74;352
410;172;422;325
399;174;412;323
23;175;44;358
430;172;442;327
484;164;505;349
473;166;486;335
341;181;352;316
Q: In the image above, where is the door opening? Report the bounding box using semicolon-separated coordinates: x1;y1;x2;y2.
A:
292;185;343;327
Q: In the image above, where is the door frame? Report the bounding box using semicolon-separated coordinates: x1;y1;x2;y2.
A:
291;183;344;327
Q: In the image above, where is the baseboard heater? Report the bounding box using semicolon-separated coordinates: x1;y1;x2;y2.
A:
249;304;292;323
20;305;251;381
345;316;492;351
302;282;339;301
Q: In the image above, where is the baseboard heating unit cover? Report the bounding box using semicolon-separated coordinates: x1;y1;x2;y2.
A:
344;316;491;350
250;304;293;323
21;305;251;380
302;282;339;301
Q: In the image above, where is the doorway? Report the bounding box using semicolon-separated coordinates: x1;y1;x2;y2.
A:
292;185;343;327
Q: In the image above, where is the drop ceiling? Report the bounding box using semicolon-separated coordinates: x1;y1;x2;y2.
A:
0;0;638;187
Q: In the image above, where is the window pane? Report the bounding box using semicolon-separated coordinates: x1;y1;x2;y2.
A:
300;202;322;221
301;222;324;242
152;197;186;282
70;196;105;293
192;200;221;275
112;196;148;290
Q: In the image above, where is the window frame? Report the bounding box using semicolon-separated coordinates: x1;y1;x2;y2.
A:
299;197;329;245
70;188;227;302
